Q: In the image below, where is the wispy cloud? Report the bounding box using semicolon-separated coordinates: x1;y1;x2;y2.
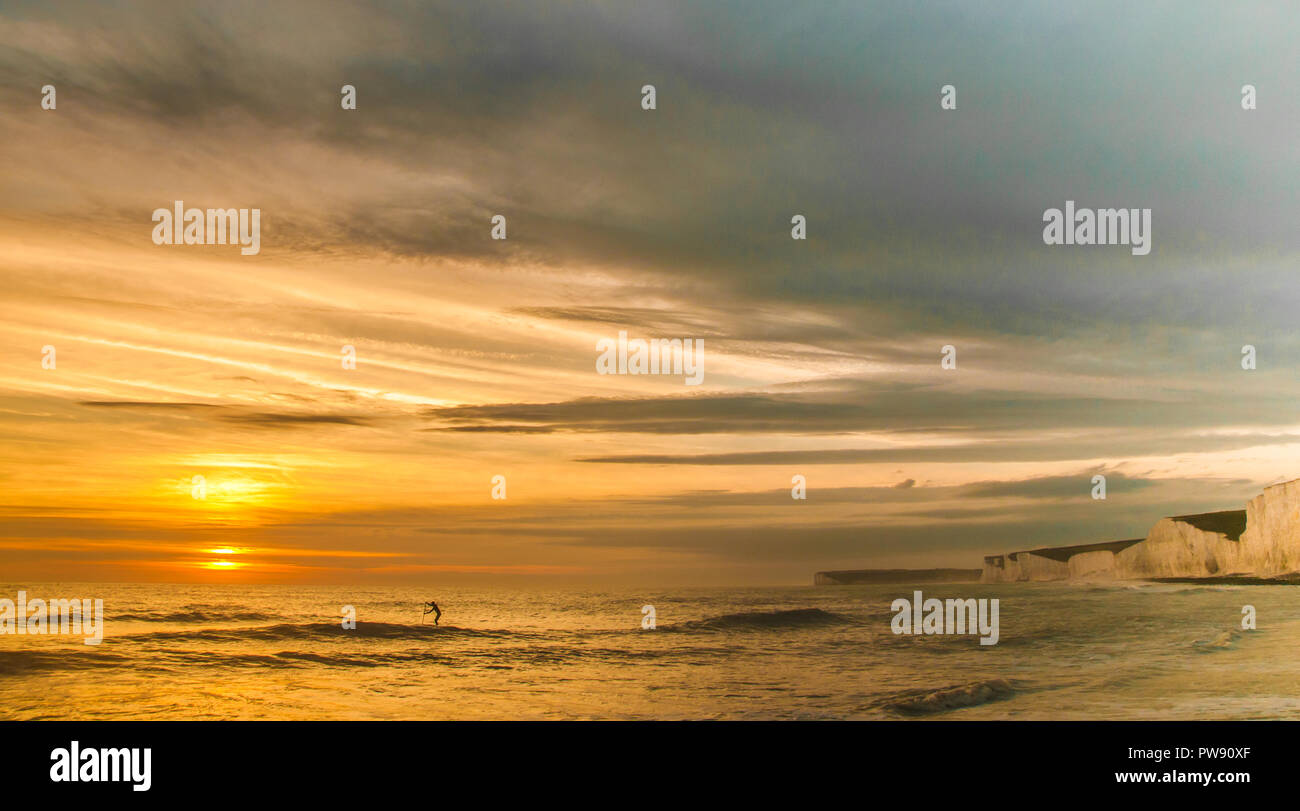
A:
0;0;1295;582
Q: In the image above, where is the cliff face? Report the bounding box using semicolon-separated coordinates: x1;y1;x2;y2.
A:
980;480;1300;583
981;555;1019;583
1067;549;1118;580
1015;552;1070;581
1113;512;1246;579
1237;480;1300;575
981;540;1142;582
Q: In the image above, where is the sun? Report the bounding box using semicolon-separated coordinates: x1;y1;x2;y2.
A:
201;559;244;570
199;547;247;570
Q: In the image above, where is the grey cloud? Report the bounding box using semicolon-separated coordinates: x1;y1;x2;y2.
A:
427;383;1300;438
77;401;372;429
219;413;373;428
610;473;1250;508
80;401;222;409
578;434;1300;465
4;0;1297;348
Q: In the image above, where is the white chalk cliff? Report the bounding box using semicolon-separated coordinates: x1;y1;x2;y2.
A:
981;479;1300;583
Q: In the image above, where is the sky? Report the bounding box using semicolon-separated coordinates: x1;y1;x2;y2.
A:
0;0;1298;585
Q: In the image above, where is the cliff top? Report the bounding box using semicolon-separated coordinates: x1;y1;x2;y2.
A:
1167;510;1246;541
1010;538;1144;563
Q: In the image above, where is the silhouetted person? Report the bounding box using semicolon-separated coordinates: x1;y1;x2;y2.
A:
423;600;441;625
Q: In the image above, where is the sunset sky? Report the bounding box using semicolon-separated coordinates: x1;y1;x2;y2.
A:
1;1;1298;584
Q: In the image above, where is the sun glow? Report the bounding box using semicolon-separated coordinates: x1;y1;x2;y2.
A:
203;560;243;570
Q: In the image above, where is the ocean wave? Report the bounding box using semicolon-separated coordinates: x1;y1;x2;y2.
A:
880;678;1019;716
126;621;517;643
1122;583;1241;594
665;608;852;632
0;649;136;675
0;639;677;674
0;645;457;674
111;610;279;623
176;649;453;668
1193;630;1241;651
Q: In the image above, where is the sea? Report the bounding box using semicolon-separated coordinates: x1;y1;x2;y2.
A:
2;581;1297;720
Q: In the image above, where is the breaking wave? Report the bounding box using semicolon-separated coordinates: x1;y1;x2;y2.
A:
0;649;135;676
127;621;517;643
880;678;1020;716
1193;630;1241;651
111;610;279;623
